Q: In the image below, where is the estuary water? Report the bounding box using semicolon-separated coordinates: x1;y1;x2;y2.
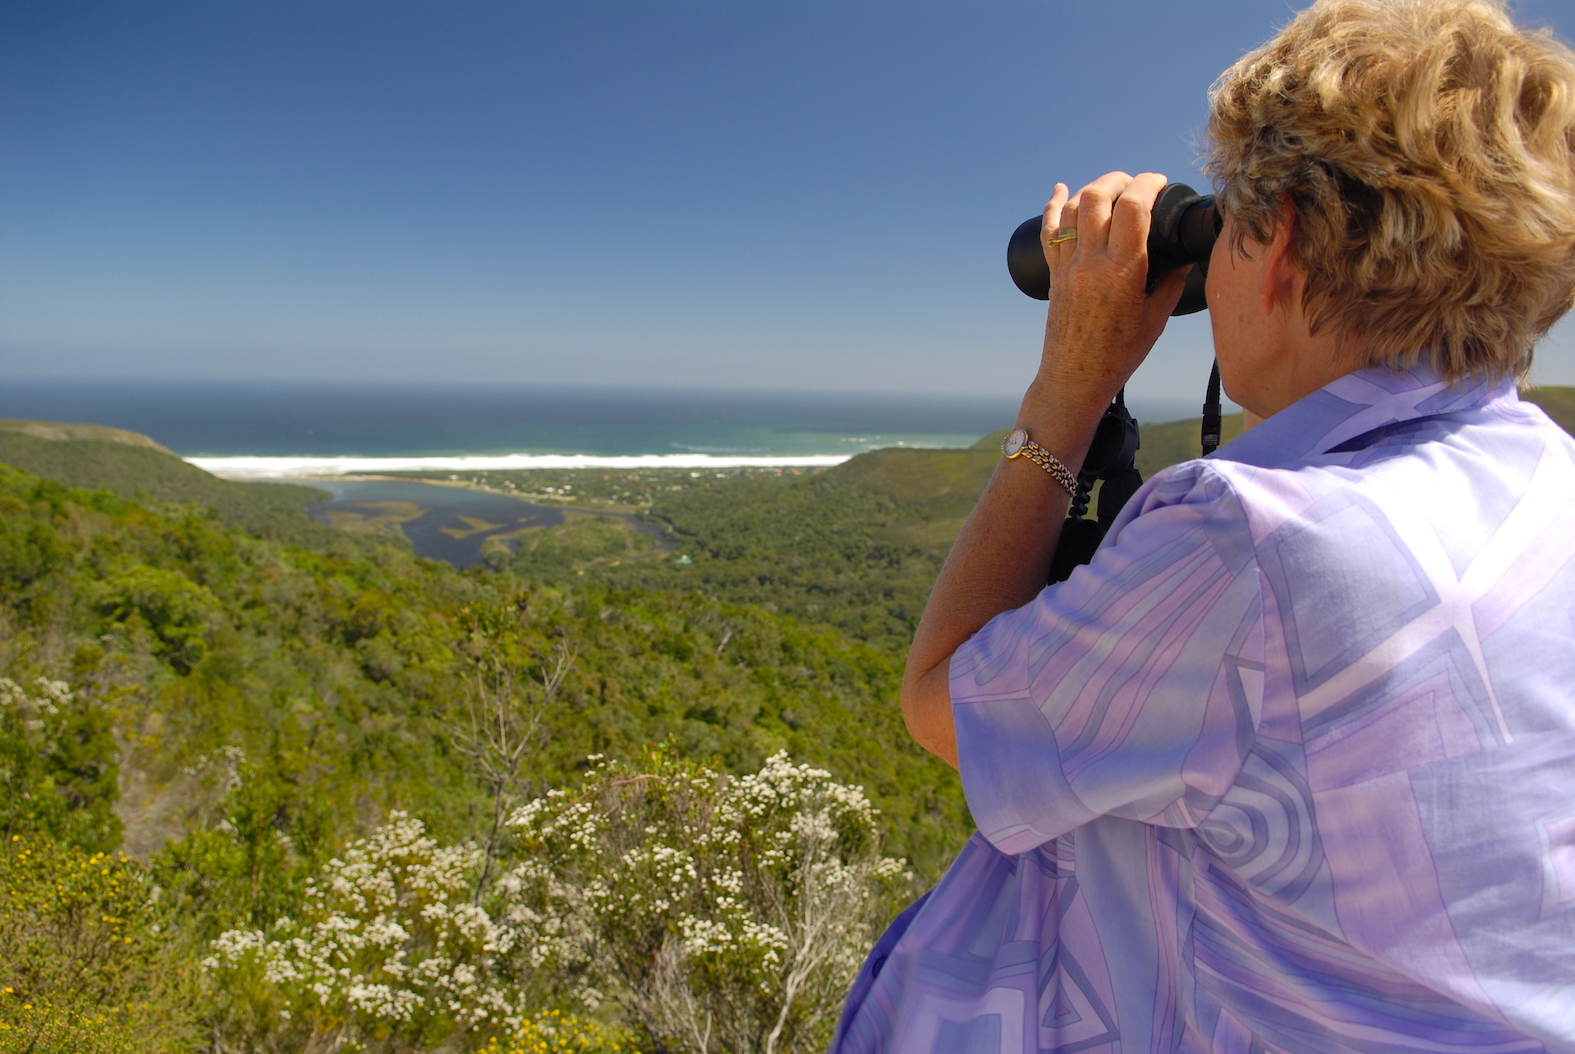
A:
304;478;565;568
303;478;671;568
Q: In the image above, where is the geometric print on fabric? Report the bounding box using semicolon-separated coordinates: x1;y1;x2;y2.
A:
1258;488;1439;697
1298;630;1500;767
1038;941;1119;1052
1196;738;1323;901
830;834;1125;1054
1404;733;1575;1026
1186;855;1540;1054
1540;807;1575;914
930;1015;1002;1054
1206;1007;1280;1054
1036;878;1119;1053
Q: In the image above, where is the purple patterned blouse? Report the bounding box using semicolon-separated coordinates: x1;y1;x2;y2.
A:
831;364;1575;1053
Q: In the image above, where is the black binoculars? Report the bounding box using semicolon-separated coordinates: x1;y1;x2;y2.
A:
1006;183;1221;315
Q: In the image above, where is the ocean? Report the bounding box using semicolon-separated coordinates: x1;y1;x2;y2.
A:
0;377;1205;473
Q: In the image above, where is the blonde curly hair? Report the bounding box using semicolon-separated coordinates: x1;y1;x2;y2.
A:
1205;0;1575;381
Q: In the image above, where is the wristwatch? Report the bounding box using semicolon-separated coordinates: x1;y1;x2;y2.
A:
1001;428;1078;495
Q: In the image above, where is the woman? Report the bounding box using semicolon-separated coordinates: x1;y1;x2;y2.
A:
832;1;1575;1051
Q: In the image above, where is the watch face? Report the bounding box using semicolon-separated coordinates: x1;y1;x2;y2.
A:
1002;428;1027;457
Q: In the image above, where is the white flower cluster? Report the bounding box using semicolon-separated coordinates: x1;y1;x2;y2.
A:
0;677;72;729
502;751;909;1054
205;812;524;1050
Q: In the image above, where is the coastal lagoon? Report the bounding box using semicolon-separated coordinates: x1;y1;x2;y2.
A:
305;478;666;568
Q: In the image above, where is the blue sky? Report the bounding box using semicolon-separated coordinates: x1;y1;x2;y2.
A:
2;0;1572;402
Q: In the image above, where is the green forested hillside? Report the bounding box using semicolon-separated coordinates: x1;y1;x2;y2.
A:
0;418;335;543
0;457;969;1048
0;462;963;869
476;447;999;653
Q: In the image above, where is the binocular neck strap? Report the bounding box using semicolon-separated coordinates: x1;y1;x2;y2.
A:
1202;360;1222;456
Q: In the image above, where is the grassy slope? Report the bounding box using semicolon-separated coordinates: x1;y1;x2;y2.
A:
822;444;1001;556
0;420;338;544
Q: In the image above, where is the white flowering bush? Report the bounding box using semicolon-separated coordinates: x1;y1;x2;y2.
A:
205;812;523;1052
200;751;908;1053
502;749;908;1054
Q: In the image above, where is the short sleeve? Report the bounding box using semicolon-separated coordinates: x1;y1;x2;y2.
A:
950;461;1266;855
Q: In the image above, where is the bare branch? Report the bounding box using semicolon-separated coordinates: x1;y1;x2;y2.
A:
439;611;577;902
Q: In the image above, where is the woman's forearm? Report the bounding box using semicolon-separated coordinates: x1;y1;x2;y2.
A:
900;171;1189;768
900;383;1108;767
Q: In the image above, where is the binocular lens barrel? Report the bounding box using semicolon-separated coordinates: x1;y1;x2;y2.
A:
1007;183;1221;316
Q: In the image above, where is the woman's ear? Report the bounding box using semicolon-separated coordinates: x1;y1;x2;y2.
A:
1258;203;1302;318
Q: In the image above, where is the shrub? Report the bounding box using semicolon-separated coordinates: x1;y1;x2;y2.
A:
206;812;524;1052
151;753;336;941
0;999;155;1054
90;565;220;673
0;835;195;1054
0;678;121;852
489;1009;636;1054
502;749;907;1054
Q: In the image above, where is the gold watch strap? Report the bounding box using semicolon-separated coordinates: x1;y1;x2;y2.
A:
1004;433;1078;495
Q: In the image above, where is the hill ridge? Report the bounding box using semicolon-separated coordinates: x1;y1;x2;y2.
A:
0;417;335;544
0;416;176;453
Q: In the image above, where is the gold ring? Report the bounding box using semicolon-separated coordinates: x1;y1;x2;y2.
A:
1045;226;1077;246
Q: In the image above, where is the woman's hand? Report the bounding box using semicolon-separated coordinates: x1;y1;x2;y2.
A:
1030;172;1191;427
899;171;1188;769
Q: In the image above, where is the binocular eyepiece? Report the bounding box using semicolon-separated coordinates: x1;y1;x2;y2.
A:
1007;183;1222;316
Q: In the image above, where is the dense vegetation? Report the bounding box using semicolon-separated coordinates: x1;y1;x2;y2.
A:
462;448;992;653
0;448;961;1052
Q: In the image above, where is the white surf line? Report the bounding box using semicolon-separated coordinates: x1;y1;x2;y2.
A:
187;452;856;480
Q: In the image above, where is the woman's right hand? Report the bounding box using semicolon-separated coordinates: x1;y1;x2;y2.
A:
1027;172;1191;433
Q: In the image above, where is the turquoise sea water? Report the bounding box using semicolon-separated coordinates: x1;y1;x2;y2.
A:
0;378;1203;459
0;379;1014;458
